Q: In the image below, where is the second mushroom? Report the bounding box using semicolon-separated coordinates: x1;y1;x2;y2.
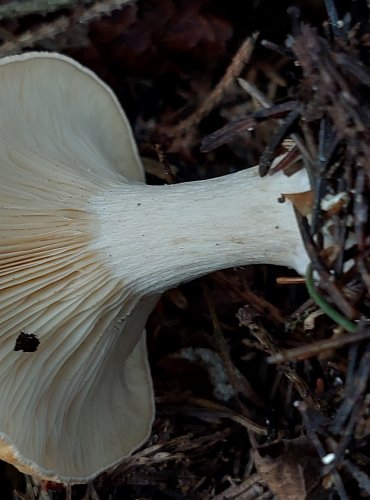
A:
0;52;310;483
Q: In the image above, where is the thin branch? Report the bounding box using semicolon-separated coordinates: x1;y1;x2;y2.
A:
267;328;369;364
170;32;259;136
0;0;137;56
0;0;88;20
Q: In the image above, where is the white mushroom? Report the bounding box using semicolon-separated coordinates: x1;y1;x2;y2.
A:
0;52;310;483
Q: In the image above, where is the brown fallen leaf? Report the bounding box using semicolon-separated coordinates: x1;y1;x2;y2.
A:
284;190;314;216
253;437;321;500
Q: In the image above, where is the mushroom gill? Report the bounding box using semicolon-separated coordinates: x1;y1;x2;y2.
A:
0;53;155;482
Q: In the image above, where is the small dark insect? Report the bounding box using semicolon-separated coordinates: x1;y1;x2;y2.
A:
14;331;40;352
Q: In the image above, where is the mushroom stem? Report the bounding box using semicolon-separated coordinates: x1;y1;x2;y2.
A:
90;164;310;294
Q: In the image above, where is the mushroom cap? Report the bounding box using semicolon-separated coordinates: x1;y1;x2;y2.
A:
0;53;155;482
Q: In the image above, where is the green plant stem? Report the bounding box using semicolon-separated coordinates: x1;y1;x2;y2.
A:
305;264;357;333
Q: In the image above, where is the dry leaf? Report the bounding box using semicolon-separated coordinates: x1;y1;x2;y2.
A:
320;192;350;215
253;437;321;500
284;190;314;216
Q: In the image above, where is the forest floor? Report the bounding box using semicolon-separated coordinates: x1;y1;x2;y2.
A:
1;0;370;499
